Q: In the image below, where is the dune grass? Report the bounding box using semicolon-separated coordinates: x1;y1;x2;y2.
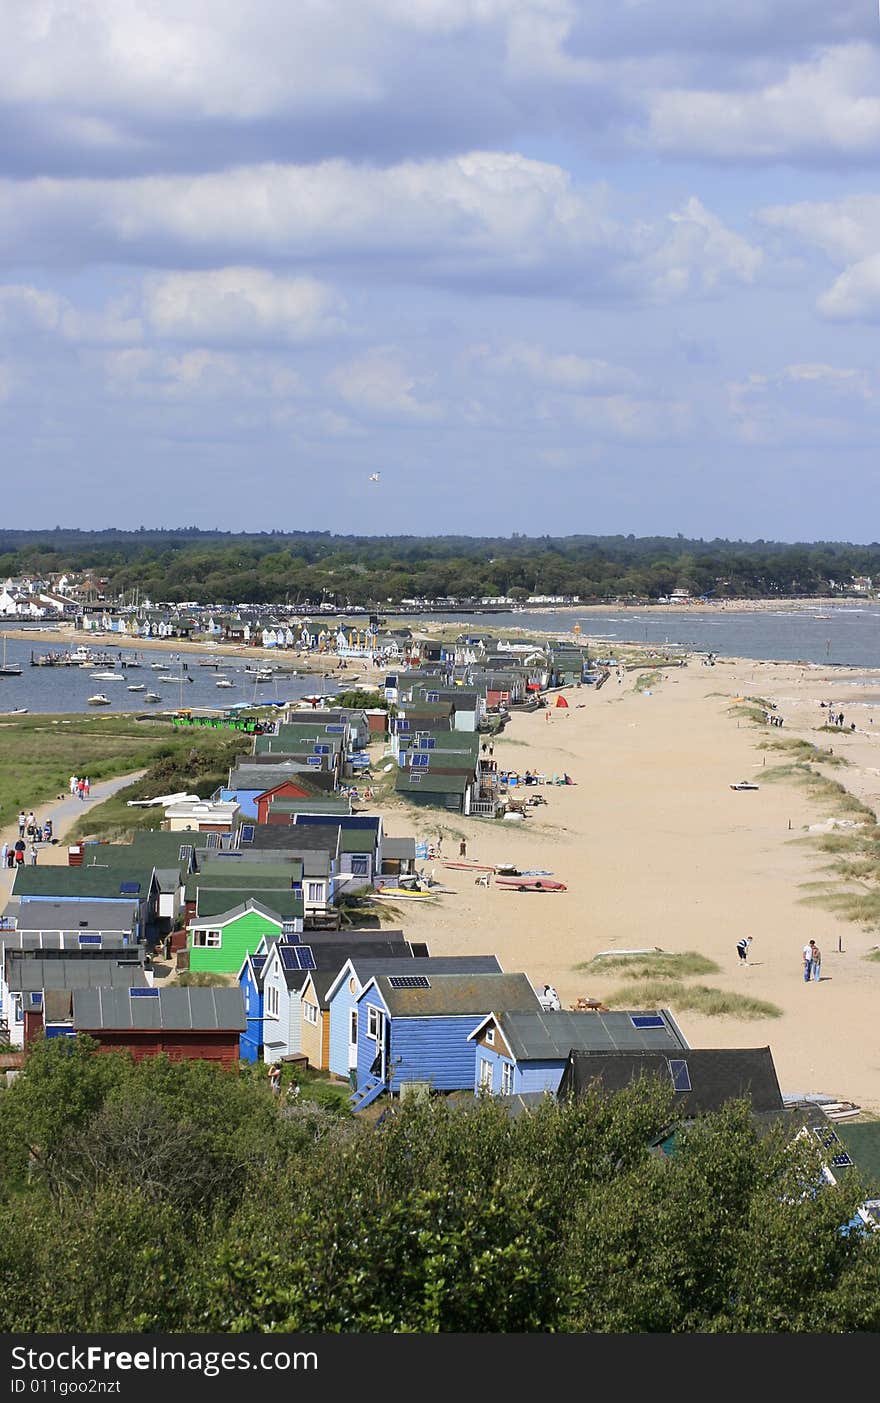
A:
574;951;719;978
634;671;662;692
602;979;782;1019
759;737;849;767
863;950;880;964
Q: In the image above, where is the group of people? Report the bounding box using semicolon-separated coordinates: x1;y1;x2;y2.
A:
69;775;91;800
803;939;822;982
5;810;53;868
738;934;824;981
2;837;39;867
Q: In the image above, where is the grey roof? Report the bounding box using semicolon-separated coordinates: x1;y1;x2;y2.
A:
478;1009;689;1060
557;1048;783;1117
73;986;246;1032
189;898;286;929
154;868;183;893
276;936;412;990
6;956;149;992
373;972;540;1018
382;838;417;860
5;900;139;933
0;931;138;952
247;826;339;856
323;954;499;1007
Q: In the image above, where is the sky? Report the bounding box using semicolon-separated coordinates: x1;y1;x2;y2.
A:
3;1;880;541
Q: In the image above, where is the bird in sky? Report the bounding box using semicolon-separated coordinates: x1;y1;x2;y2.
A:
368;472;380;482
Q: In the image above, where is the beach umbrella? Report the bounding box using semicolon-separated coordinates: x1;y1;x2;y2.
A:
555;695;569;708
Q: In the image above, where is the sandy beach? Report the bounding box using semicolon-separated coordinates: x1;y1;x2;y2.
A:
364;650;880;1115
8;619;880;1115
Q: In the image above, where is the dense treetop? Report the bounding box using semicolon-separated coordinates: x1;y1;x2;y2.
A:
0;1038;878;1333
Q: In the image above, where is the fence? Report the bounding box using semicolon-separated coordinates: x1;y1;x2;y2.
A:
470;799;499;819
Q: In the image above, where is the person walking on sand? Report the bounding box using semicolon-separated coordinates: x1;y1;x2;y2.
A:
803;939;816;982
736;935;753;965
811;943;822;982
459;838;467;859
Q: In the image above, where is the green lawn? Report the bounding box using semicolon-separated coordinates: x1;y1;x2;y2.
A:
0;713;245;838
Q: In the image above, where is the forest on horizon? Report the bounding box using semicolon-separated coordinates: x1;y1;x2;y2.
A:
1;528;879;607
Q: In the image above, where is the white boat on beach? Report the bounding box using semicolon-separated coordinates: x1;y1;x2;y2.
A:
87;693;112;706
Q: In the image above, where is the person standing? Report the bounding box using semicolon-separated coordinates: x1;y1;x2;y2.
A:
736;935;753;965
83;776;90;798
459;838;467;859
28;844;37;866
69;775;78;796
17;811;26;838
811;943;822;982
803;940;816;982
0;842;7;869
268;1063;281;1095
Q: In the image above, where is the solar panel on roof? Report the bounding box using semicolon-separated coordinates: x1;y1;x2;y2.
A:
240;824;255;844
119;882;141;894
669;1059;691;1093
78;934;101;946
631;1014;665;1029
296;947;316;971
831;1151;854;1169
388;974;430;989
130;987;159;998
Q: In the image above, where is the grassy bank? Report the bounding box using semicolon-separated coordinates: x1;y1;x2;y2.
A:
0;713;245;839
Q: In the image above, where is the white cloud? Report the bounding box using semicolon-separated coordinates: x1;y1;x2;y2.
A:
818;256;880;323
0;158;763;311
645;44;880;163
0;282;141;344
640;197;763;300
760;195;880;322
327;348;441;420
727;362;878;444
470;340;638;392
144;268;346;345
100;347;303;401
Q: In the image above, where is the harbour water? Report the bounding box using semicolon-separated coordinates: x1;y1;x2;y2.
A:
0;636;343;715
415;604;880;670
2;603;880;713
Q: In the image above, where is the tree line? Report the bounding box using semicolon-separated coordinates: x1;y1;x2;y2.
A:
1;529;879;606
0;1038;878;1332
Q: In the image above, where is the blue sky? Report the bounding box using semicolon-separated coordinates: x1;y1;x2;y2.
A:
2;1;880;540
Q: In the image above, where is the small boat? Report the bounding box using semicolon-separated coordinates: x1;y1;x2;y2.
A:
144;692;161;703
151;662;169;671
215;679;235;688
494;876;567;892
442;861;495;872
158;675;180;683
127;684;146;692
372;887;433;900
0;636;22;677
87;693;112;706
821;1101;862;1121
92;671;125;681
730;780;759;791
5;707;28;715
